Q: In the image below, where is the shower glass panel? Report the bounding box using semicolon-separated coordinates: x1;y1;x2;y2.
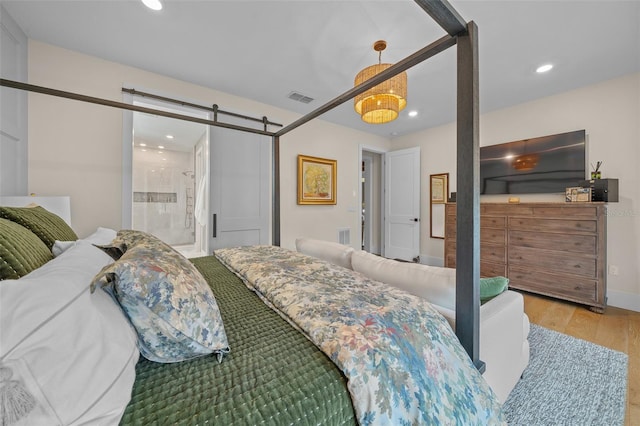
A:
132;110;207;254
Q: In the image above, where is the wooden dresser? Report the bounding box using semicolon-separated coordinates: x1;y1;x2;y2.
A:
444;202;607;312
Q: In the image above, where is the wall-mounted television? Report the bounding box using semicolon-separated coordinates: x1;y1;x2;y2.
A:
480;130;586;194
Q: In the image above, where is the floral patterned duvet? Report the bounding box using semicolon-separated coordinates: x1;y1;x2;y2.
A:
215;245;505;425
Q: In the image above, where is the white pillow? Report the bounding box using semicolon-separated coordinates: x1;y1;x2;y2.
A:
295;238;354;269
0;240;139;425
52;227;117;257
351;250;457;310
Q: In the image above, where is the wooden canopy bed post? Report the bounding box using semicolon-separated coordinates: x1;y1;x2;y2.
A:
456;21;483;371
272;135;281;247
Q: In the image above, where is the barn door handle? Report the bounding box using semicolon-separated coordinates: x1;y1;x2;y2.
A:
213;214;217;238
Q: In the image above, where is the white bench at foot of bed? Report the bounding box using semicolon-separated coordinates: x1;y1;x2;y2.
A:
296;237;531;403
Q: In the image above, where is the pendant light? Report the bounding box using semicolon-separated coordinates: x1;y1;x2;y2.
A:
354;40;407;124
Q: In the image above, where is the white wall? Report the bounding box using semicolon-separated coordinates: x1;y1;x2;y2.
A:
393;72;640;311
27;40;389;245
279;120;388;250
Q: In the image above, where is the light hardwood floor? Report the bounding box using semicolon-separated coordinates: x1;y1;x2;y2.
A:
521;292;639;426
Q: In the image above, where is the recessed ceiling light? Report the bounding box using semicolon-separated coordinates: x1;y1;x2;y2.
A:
141;0;162;11
139;143;147;147
536;64;553;73
165;134;174;139
408;110;418;117
158;151;163;154
141;149;147;152
158;145;165;149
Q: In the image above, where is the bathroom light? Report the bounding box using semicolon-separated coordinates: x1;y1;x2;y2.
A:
141;0;162;11
536;64;553;73
408;110;418;117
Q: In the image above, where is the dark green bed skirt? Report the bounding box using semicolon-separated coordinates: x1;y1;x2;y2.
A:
120;255;356;425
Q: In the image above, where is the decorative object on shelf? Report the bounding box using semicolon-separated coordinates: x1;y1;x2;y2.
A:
297;155;337;205
590;161;603;179
430;173;448;239
565;187;591;202
508;197;520;204
579;178;619;202
354;40;407;124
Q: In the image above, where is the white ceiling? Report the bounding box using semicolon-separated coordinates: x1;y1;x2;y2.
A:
2;0;639;139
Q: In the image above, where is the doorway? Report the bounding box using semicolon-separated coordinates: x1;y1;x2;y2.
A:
361;149;383;255
129;101;209;257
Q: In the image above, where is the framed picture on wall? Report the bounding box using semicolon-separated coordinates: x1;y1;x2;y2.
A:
297;155;337;205
430;173;449;239
430;173;448;204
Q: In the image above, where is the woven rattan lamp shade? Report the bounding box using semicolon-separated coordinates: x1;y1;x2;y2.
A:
354;41;407;124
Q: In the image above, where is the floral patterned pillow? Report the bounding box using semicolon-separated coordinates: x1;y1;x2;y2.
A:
91;231;229;363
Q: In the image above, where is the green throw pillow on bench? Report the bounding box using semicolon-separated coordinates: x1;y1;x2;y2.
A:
480;276;509;303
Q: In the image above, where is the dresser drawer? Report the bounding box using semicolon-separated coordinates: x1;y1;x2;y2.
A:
445;253;456;268
481;261;507;278
445;222;457;239
508;266;597;303
509;246;596;278
531;205;599;217
481;227;506;245
509;230;596;254
481;244;506;264
509;217;597;234
481;216;506;228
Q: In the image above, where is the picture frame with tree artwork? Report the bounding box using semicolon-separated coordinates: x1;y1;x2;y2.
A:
297;155;337;205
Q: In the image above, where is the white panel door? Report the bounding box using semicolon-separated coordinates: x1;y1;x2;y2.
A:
209;127;269;251
384;147;420;261
0;7;28;195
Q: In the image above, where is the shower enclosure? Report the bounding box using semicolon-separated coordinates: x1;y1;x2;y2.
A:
131;107;208;257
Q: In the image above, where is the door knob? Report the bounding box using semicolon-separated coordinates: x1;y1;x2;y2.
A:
412;218;419;222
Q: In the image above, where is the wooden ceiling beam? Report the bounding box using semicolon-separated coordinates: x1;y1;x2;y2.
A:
414;0;467;36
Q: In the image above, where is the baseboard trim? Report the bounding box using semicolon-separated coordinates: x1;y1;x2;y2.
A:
420;254;444;267
607;289;640;312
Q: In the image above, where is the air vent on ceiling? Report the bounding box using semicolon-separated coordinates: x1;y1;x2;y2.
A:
287;91;314;104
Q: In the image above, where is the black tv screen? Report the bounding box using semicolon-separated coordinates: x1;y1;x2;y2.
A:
480;130;586;194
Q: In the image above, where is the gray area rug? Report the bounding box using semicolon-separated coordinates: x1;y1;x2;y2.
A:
503;324;628;425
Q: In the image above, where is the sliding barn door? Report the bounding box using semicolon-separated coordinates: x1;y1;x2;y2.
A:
209;127;270;251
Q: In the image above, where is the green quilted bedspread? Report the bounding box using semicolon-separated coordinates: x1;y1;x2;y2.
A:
120;255;356;426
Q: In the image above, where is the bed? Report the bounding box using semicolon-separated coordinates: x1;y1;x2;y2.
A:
0;204;505;425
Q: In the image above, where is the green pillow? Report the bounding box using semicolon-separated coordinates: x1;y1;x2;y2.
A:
0;218;53;280
0;205;78;249
480;276;509;303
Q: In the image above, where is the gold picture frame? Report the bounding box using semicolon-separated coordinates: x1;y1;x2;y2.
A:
430;173;448;204
297;155;337;205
